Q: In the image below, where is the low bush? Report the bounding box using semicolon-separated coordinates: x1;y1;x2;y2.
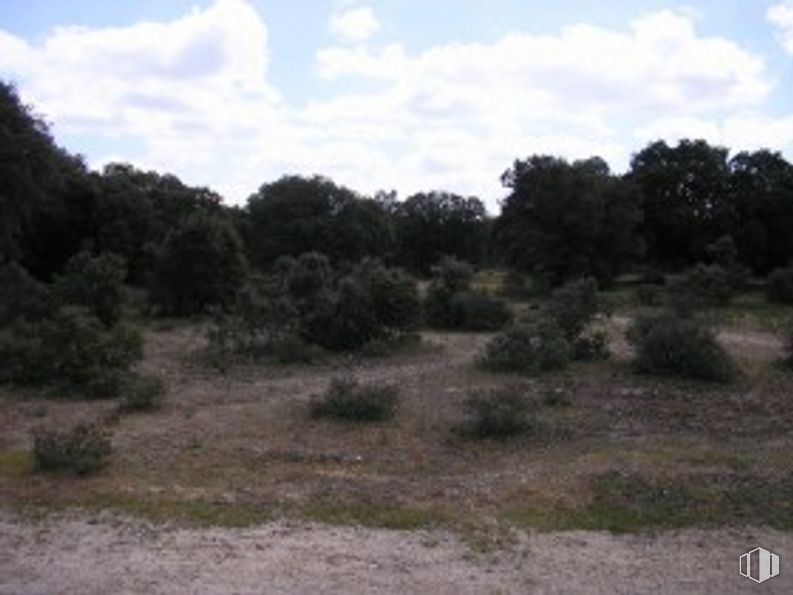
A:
682;264;733;307
480;321;571;375
32;422;112;476
0;306;143;393
310;378;398;422
0;262;53;325
627;313;736;382
54;251;127;326
119;374;167;412
270;334;324;364
767;267;793;304
449;292;513;331
462;386;536;438
544;277;603;341
636;284;662;307
781;331;793;370
572;331;610;361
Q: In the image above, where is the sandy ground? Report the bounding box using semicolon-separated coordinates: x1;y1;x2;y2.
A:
1;512;791;595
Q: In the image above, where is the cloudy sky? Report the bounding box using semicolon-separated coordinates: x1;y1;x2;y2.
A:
1;0;793;209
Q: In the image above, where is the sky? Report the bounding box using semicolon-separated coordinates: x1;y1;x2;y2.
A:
1;1;793;210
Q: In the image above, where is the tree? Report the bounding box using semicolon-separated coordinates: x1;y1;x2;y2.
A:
628;139;733;268
150;214;248;316
729;150;793;274
245;175;393;269
0;81;70;264
495;156;641;285
393;192;488;274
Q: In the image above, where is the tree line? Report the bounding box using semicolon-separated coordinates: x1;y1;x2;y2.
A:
3;79;793;305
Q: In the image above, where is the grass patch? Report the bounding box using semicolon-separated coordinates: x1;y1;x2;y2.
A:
504;471;793;533
720;293;793;332
0;450;35;477
95;494;271;528
302;503;447;531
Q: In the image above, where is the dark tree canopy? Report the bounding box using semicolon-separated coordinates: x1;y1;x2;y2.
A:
495;155;642;285
392;192;488;274
729;150;793;274
628;139;733;268
246;175;394;269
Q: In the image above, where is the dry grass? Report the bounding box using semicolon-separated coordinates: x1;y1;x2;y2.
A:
1;314;792;534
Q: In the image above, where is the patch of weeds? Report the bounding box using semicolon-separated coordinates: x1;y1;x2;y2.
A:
96;494;271;528
0;451;35;477
310;378;398;422
119;373;167;413
302;503;445;530
542;388;571;408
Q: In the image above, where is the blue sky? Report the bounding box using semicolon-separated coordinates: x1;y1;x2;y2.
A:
2;1;793;209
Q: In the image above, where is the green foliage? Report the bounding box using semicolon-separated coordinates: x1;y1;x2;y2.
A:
544;277;603;341
627;312;736;382
682;264;734;306
781;331;793;370
0;306;142;393
496;156;641;285
392;192;488;274
767;267;793;304
480;321;571;375
572;331;610;361
246;175;393;268
119;373;167;412
425;257;510;330
635;284;662;306
32;421;112;476
150;213;248;316
310;378;398;422
54;251;127;326
0;261;53;324
461;386;536;439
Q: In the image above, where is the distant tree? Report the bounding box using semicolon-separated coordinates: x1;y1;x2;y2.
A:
95;163;223;284
729;150;793;274
393;192;488;274
495;156;641;286
628;139;733;268
245;175;393;269
150;214;248;316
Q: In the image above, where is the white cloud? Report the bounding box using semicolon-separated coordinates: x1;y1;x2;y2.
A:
0;3;790;210
769;1;793;54
329;6;381;43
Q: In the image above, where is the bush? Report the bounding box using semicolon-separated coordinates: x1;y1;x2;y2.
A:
636;284;662;307
681;264;733;306
781;331;793;370
32;422;112;476
150;213;248;316
0;262;53;325
767;267;793;304
572;331;610;361
462;386;536;438
639;267;666;286
54;251;127;326
350;259;421;331
0;306;143;392
449;292;513;331
480;321;571;375
119;374;167;412
310;378;398;422
544;277;602;341
627;313;736;382
270;334;324;364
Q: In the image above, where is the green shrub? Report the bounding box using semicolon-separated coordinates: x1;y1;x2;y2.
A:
572;331;610;361
480;321;571;375
627;313;736;382
449;292;513;331
781;331;793;370
0;306;142;393
0;262;53;325
311;378;398;422
544;277;602;341
32;422;112;476
636;284;662;306
150;213;248;316
767;267;793;304
462;386;536;438
271;334;324;364
682;264;733;306
350;259;421;331
119;374;167;412
639;267;666;286
54;251;127;326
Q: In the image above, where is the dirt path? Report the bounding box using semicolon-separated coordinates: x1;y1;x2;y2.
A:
1;512;791;594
